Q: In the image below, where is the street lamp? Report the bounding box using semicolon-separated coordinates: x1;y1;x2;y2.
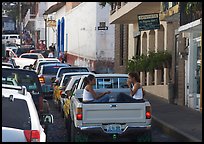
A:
43;13;48;49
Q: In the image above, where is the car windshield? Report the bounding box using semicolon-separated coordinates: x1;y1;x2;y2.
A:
2;97;31;130
58;68;89;78
2;69;42;93
21;54;38;59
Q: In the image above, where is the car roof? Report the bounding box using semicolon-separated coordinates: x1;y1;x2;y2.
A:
62;72;94;77
58;66;89;70
20;53;42;56
70;75;86;79
37;58;59;61
2;84;31;99
41;63;69;67
80;73;128;78
2;67;37;74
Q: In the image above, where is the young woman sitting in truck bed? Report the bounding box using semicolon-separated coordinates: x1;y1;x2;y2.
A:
82;74;111;102
116;72;144;102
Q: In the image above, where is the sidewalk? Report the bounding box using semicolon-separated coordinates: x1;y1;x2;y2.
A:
144;92;202;142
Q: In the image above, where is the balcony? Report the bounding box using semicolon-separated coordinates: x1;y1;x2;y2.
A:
24;9;36;28
109;2;160;24
180;2;202;26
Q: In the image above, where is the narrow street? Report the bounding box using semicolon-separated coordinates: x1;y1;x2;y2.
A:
46;99;182;142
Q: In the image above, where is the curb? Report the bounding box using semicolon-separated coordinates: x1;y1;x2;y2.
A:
152;115;202;142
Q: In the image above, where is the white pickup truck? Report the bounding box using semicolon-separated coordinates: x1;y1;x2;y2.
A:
68;74;152;142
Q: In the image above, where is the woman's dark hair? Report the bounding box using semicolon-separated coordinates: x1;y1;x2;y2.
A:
128;72;140;83
83;74;95;86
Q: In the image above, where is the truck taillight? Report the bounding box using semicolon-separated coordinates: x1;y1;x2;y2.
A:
39;76;45;84
24;130;40;142
146;106;151;119
76;107;82;120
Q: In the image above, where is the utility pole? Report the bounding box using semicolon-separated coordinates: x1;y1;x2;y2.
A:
19;2;22;45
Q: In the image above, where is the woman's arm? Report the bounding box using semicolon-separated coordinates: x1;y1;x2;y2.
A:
130;83;140;96
86;85;109;100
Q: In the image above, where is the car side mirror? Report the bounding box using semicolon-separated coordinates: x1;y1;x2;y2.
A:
41;114;54;124
61;92;67;98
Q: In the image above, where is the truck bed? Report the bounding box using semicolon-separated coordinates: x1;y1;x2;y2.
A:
72;88;150;125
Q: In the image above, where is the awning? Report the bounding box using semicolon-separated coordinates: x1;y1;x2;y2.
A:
178;18;202;33
43;2;66;15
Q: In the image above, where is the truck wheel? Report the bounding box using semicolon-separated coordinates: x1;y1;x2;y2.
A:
136;130;152;142
71;120;88;142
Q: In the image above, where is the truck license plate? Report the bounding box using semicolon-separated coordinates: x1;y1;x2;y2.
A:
106;124;122;133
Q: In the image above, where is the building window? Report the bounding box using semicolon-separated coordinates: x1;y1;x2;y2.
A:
172;2;178;7
134;35;141;56
120;24;124;66
163;2;169;12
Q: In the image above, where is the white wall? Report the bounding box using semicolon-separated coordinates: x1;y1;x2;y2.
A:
65;2;97;60
35;2;57;42
96;2;115;61
46;5;66;48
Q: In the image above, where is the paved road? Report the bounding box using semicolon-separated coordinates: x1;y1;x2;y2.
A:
46;99;182;142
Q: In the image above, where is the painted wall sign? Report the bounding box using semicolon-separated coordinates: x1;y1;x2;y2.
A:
138;13;160;31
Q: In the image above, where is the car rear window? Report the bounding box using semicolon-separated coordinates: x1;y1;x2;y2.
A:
58;68;89;78
21;55;38;59
42;66;64;75
2;97;31;130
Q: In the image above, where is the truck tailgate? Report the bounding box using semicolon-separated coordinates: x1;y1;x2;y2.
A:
82;103;146;124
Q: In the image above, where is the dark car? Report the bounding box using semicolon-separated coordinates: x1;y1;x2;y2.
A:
38;63;70;98
2;68;49;115
16;47;35;57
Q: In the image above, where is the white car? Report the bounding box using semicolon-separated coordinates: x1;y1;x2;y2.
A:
12;57;36;69
2;62;14;68
19;53;44;59
2;85;53;142
57;72;94;115
32;58;60;73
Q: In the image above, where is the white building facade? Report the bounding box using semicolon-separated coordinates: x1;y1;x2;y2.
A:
64;2;115;72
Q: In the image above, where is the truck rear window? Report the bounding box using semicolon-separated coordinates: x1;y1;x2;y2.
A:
93;77;128;89
2;97;31;130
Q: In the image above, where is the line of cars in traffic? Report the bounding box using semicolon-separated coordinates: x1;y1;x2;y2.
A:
2;47;93;142
2;46;152;142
